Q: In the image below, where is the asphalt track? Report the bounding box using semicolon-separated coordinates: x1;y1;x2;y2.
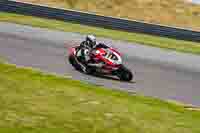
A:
0;22;200;106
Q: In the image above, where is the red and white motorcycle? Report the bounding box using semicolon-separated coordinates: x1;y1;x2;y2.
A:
68;44;133;81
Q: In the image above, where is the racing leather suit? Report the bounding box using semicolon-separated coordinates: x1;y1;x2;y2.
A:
77;41;109;68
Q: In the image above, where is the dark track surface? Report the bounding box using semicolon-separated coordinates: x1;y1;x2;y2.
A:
0;22;200;106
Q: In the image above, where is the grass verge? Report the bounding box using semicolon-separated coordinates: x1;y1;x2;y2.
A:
0;62;200;132
19;0;200;31
1;12;200;55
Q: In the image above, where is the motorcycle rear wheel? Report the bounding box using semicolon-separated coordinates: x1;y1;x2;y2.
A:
69;55;95;74
68;55;81;71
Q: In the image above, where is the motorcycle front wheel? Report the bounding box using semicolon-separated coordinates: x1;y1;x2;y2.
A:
117;65;133;81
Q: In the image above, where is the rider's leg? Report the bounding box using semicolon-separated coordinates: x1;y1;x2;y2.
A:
76;48;86;63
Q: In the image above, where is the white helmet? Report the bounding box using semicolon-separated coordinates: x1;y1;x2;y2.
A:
86;35;96;48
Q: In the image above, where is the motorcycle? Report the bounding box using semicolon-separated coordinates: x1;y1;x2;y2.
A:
68;45;133;81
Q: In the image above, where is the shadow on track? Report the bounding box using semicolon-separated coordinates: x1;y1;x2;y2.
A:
86;72;136;84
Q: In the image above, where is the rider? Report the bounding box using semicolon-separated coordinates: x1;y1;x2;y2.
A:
77;34;109;69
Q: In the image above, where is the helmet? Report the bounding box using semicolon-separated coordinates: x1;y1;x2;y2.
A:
86;35;96;48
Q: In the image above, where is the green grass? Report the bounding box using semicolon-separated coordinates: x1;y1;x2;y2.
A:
1;12;200;55
20;0;200;31
0;62;200;133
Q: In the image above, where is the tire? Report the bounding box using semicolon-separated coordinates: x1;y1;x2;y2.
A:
117;66;133;81
68;55;81;71
69;55;94;74
84;66;94;75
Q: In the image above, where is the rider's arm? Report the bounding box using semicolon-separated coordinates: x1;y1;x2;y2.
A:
80;41;86;48
80;41;91;49
96;43;109;49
